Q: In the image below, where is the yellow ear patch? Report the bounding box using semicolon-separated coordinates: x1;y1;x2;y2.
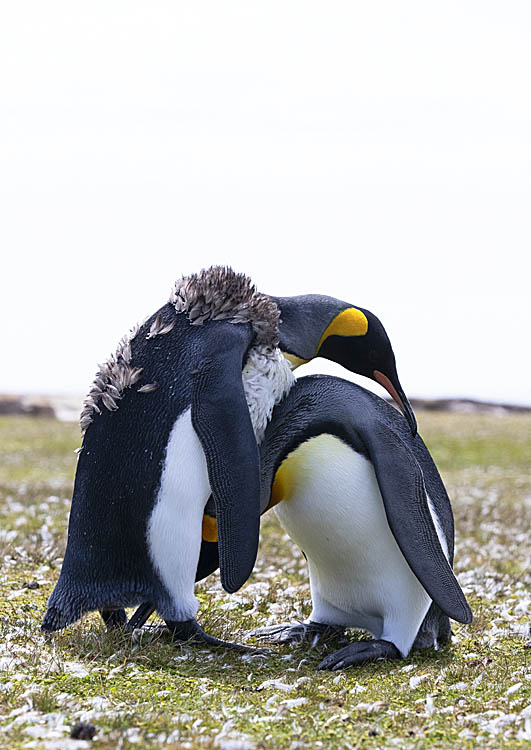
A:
202;514;218;543
317;307;368;353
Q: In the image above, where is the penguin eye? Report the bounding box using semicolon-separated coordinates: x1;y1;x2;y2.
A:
368;349;379;364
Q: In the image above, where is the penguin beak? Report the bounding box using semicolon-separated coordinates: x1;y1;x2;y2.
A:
373;370;417;436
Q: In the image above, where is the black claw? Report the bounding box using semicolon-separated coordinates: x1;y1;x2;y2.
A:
165;618;204;642
125;602;156;632
247;621;344;645
318;639;401;670
100;609;127;630
165;619;271;655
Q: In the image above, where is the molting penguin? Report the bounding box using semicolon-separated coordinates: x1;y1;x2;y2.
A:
251;375;473;669
125;287;421;633
43;265;418;649
42;267;294;649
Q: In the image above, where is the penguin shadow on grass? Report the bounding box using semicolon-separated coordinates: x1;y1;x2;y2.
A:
48;609;459;679
243;624;461;674
47;608;276;675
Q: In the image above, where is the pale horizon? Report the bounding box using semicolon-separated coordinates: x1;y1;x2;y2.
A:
1;2;530;406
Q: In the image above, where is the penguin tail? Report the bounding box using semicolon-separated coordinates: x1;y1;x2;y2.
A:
41;605;68;633
41;574;157;632
41;580;86;632
41;598;84;632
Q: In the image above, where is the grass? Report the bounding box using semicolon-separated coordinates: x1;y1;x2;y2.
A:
0;412;530;749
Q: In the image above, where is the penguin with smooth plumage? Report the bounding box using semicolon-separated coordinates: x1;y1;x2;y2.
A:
270;294;417;436
42;266;414;649
251;375;472;669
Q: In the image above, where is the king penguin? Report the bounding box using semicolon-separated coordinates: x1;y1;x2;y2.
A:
271;293;417;436
193;291;418;588
42;266;417;650
250;374;472;669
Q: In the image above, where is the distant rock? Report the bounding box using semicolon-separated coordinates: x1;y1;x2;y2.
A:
0;394;82;420
0;395;55;417
408;398;531;415
1;393;529;420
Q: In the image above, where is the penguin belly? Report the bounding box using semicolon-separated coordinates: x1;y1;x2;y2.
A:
147;407;210;621
273;435;432;657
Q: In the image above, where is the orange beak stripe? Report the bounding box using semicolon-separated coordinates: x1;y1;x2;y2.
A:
373;370;405;414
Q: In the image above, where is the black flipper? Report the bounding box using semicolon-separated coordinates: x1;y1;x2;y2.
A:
357;416;472;624
191;330;261;595
196;540;219;582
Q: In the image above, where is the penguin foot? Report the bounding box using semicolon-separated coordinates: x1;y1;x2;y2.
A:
246;621;344;645
318;639;401;671
100;609;127;630
165;618;271;655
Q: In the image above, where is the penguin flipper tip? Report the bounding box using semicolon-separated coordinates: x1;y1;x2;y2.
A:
455;602;473;625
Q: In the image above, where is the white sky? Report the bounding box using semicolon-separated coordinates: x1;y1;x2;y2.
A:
1;1;530;405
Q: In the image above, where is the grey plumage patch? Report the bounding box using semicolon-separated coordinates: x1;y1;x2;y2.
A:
146;314;175;339
171;266;280;348
80;326;143;434
80;267;280;433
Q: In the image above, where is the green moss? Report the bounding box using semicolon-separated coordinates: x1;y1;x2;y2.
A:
418;411;531;472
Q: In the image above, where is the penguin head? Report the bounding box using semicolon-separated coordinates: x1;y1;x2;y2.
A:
271;294;417;435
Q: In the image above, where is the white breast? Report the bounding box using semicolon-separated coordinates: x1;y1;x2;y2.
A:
273;434;432;657
147;346;294;620
147;408;210;621
242;346;295;443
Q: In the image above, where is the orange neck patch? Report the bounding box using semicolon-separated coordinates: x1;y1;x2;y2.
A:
202;514;218;543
